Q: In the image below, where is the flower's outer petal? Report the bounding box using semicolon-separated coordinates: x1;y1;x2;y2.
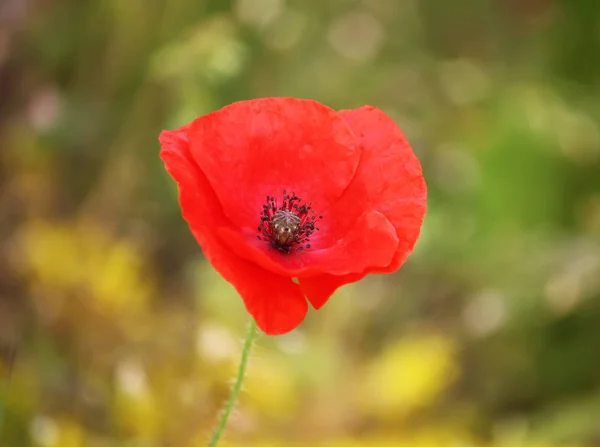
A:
159;127;307;335
336;106;427;273
298;252;410;309
299;107;427;310
188;97;360;231
217;209;398;277
299;273;365;310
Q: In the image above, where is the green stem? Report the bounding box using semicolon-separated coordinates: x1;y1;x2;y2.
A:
207;318;257;447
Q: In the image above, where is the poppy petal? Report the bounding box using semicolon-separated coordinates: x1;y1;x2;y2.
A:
159;127;307;335
299;107;427;309
188;97;360;232
335;106;427;273
216;209;398;277
299;243;415;311
299;273;365;310
210;105;423;280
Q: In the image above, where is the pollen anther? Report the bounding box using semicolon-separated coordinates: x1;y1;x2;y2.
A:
257;191;322;253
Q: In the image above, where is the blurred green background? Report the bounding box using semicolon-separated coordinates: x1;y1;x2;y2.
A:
1;0;600;446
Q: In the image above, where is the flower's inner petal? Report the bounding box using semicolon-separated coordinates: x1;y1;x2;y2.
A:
213;105;425;281
217;209;398;277
188;97;360;232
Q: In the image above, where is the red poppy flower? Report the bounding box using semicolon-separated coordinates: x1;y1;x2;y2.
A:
159;98;426;335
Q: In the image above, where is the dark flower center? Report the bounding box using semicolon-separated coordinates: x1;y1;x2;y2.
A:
257;190;322;254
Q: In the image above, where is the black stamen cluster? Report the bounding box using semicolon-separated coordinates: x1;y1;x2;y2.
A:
256;190;323;254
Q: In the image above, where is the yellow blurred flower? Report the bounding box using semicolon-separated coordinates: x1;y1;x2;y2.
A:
30;417;85;447
244;353;299;419
12;219;151;317
113;359;161;440
359;333;459;420
316;426;481;447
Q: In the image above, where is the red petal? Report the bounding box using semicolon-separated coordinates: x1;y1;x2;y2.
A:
159;127;307;335
299;273;365;310
335;106;427;273
215;106;424;281
217;209;398;277
299;107;427;310
188;97;360;232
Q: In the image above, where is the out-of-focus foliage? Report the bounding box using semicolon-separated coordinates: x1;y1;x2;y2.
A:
1;0;600;446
